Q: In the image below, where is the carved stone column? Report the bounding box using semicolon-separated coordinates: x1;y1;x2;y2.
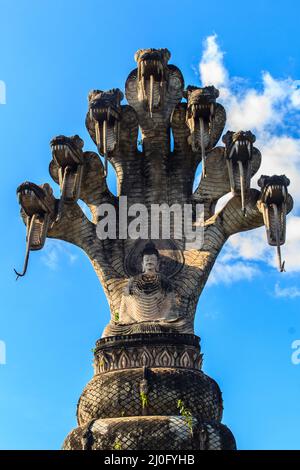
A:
63;333;236;450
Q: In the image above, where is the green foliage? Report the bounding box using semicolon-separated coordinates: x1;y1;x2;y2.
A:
177;399;193;435
140;391;148;409
114;311;119;321
113;439;122;450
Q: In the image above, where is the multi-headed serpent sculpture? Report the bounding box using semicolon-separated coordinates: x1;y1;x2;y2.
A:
15;48;293;450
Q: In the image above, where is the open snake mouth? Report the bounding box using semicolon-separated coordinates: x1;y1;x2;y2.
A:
261;184;287;205
135;48;170;116
188;101;215;120
50;135;84;168
258;175;289;206
88;89;123;124
223;131;255;163
138;57;165;82
136;49;170;82
89;98;121;125
186;86;219;121
17;182;53;216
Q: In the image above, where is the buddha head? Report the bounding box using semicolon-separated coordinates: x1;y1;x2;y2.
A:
141;242;160;274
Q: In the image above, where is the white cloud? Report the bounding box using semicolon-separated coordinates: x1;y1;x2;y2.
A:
278;216;300;272
41;239;78;270
274;282;300;299
208;259;260;286
200;34;228;89
259;137;300;209
199;35;300;279
224;227;269;262
200;35;300;134
218;216;300;274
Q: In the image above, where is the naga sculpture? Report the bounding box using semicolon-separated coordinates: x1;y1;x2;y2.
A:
185;85;225;176
14;182;56;279
49;134;85;219
258;175;290;272
15;47;293;450
222;130;257;214
87;88;123;175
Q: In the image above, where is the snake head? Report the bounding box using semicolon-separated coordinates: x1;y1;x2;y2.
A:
134;48;171;116
50;134;84;168
14;182;57;278
258;174;290;206
87;89;123;166
49;135;85;205
222;131;257;214
185;86;225;157
17;182;55;218
135;48;171;82
222;130;256;163
257;174;292;271
185;85;219;120
88;88;123;124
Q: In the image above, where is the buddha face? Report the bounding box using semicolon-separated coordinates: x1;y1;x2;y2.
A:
142;254;159;274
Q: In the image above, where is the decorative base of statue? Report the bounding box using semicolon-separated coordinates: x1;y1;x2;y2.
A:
62;333;236;450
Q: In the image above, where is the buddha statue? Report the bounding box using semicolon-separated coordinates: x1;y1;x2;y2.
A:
119;242;178;324
102;241;193;337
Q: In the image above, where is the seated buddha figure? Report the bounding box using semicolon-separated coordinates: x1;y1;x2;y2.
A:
119;241;179;324
102;242;193;336
102;242;193;337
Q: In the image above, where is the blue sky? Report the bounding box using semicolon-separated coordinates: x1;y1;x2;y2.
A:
0;0;300;450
